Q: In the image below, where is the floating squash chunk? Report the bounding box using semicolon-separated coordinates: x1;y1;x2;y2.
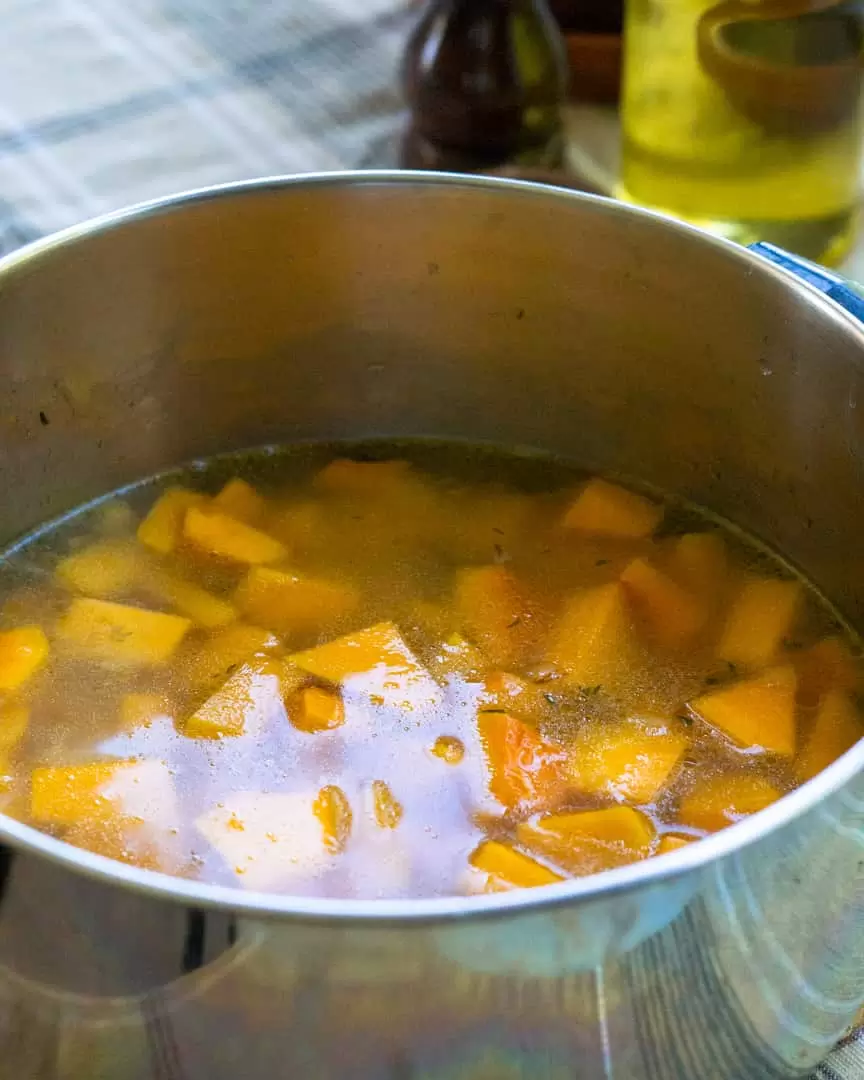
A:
313;785;353;852
0;703;29;756
313;458;412;494
562;478;662;539
678;773;781;833
0;626;49;690
137;487;207;555
235;567;359;637
621;557;707;648
183;623;281;690
667;532;728;597
477;710;563;811
57;598;190;668
30;758;173;827
290;622;441;710
211;478;267;526
290;686;345;733
517;806;655;876
796;690;863;782
470;840;564;890
371;780;403;829
794;636;861;707
197;792;331;891
547;582;633;689
454;565;535;669
183;658;284;739
657;834;695;856
690;665;796;756
718;578;801;669
568;722;688;804
479;671;546;724
56;540;142;598
149;570;237;629
183;508;287;566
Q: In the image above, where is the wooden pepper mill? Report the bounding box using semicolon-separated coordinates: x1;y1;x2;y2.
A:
400;0;570;172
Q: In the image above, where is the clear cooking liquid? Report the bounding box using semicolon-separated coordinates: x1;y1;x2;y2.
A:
0;441;859;899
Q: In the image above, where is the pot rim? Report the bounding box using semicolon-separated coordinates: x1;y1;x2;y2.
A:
0;169;862;925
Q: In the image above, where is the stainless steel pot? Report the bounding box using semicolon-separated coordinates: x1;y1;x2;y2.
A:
0;172;861;1080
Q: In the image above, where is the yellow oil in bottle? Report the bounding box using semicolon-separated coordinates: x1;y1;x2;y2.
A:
618;0;864;265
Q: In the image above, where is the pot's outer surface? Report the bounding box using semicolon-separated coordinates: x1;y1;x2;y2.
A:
0;173;861;1079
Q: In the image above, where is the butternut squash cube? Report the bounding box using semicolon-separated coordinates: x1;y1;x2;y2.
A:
290;622;441;710
30;758;169;827
314;458;412;494
562;478;662;539
150;571;237;629
547;582;633;689
0;626;49;690
313;785;353;852
56;540;141;598
212;478;266;526
477;710;563;811
795;690;862;782
657;834;694;856
470;840;564;890
454;565;534;669
621;557;707;648
517;806;655;876
718;577;801;669
183;623;281;691
137;487;207;555
794;636;861;707
57;598;190;667
235;567;359;637
667;532;728;597
0;703;29;756
690;665;797;756
678;773;781;833
290;686;345;733
196;791;331;890
568;722;688;804
183;658;284;739
183;507;287;566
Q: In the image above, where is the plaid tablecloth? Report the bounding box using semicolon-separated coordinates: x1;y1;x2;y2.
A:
0;2;860;1076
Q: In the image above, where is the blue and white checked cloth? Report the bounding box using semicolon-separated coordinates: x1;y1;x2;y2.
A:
0;2;859;1076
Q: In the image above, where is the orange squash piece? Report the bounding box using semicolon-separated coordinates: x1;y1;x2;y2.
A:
183;658;284;739
183;622;281;690
690;665;797;756
517;806;655;876
235;567;359;638
56;539;142;598
0;703;29;756
183;507;287;566
547;582;633;689
621;557;707;648
211;478;266;526
568;722;688;804
290;686;345;733
470;840;564;890
794;636;861;707
137;487;207;555
150;570;237;629
477;710;563;811
0;626;49;690
678;773;781;832
30;759;156;827
795;690;862;782
119;693;171;730
431;734;465;764
718;577;801;669
667;532;728;597
313;458;412;494
562;478;662;539
429;633;486;680
454;565;534;669
57;598;190;668
313;785;353;852
657;834;695;856
479;671;546;724
371;780;403;829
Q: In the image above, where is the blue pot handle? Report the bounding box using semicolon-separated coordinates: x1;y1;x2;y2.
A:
749;241;864;324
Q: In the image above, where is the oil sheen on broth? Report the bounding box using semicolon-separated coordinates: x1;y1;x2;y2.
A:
0;443;860;900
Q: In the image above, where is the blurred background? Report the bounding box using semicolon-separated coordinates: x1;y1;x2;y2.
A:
2;0;864;271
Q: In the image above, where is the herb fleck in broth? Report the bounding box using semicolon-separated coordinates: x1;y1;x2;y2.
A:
0;441;859;899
